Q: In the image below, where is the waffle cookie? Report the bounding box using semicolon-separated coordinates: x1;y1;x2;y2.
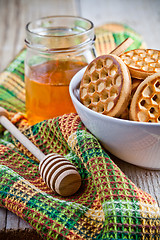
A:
120;78;141;120
131;78;141;97
129;72;160;122
80;54;131;117
120;49;160;80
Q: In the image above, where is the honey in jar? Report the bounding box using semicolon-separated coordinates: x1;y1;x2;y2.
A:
25;16;96;125
25;59;87;125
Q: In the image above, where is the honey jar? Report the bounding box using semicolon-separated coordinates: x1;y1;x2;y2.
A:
25;16;96;125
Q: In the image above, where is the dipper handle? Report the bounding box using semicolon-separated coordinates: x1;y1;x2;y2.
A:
0;107;45;161
110;37;134;56
0;107;81;196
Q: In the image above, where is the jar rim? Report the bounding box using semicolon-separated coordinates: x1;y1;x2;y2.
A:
26;15;94;38
25;15;95;51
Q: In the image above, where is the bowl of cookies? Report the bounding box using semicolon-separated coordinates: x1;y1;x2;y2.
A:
69;45;160;169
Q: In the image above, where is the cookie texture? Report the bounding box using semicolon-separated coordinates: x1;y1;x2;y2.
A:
129;72;160;122
120;49;160;79
80;54;131;117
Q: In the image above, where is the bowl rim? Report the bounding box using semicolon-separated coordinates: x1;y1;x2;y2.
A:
69;67;160;127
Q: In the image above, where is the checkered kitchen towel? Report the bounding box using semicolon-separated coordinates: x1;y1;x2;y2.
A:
0;23;159;239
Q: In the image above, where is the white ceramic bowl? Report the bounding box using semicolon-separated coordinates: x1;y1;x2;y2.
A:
69;67;160;169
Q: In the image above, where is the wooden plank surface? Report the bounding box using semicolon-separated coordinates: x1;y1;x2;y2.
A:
0;0;160;239
0;0;77;238
80;0;160;49
0;0;77;70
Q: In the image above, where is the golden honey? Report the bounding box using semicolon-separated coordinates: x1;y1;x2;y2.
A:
25;60;87;125
25;16;96;125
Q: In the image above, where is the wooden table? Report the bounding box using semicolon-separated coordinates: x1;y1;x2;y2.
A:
0;0;160;239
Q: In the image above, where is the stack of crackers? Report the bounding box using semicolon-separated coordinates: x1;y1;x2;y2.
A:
80;39;160;123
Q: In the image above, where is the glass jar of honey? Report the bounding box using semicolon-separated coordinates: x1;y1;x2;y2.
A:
25;16;96;125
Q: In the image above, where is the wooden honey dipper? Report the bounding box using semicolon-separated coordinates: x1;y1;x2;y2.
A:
0;39;133;195
0;107;81;197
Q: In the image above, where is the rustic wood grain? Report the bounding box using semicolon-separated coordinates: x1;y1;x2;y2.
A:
0;0;160;238
0;0;77;70
80;0;160;49
0;0;77;237
0;207;6;230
